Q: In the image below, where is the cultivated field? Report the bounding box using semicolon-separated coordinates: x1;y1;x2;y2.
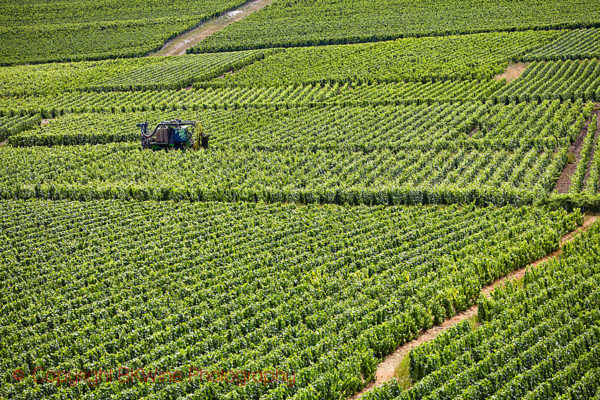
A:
1;0;600;399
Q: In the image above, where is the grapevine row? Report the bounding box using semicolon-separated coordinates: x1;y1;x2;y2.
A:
493;59;600;103
0;200;580;399
523;28;600;61
570;113;598;193
584;113;600;194
6;100;590;152
189;0;599;53
0;0;249;65
207;30;559;87
364;219;600;400
0;144;565;206
0;81;503;119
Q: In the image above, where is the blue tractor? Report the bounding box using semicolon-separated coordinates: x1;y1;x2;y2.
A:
137;119;209;150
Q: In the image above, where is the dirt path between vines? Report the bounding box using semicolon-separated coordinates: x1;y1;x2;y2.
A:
350;214;598;399
151;0;274;57
493;62;530;83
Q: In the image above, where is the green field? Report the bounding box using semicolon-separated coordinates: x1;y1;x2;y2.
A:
364;218;600;400
0;50;270;95
2;1;600;399
6;100;587;148
191;0;600;52
0;0;249;65
209;31;560;86
0;201;580;399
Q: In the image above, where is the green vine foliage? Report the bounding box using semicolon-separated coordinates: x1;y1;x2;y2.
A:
0;200;580;399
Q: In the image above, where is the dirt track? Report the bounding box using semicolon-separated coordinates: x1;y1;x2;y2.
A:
350;214;598;399
494;62;530;83
151;0;274;57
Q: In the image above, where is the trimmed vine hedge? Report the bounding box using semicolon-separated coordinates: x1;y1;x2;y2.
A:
6;100;590;153
0;0;249;65
0;50;271;96
209;30;559;87
366;215;600;400
492;59;600;103
190;0;599;53
0;200;580;399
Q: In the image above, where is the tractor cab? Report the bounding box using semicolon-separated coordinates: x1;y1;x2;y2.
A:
137;119;209;150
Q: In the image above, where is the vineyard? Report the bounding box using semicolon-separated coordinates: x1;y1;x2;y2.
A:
0;81;503;118
0;144;568;206
0;201;581;399
209;30;560;86
0;0;249;65
363;219;600;400
523;28;600;61
493;59;600;102
0;50;271;96
7;100;589;149
0;114;42;142
2;1;600;400
190;0;599;52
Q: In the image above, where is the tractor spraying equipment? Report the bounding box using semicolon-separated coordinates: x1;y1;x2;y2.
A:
137;119;210;150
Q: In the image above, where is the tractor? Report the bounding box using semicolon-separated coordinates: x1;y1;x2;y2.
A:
137;119;210;150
